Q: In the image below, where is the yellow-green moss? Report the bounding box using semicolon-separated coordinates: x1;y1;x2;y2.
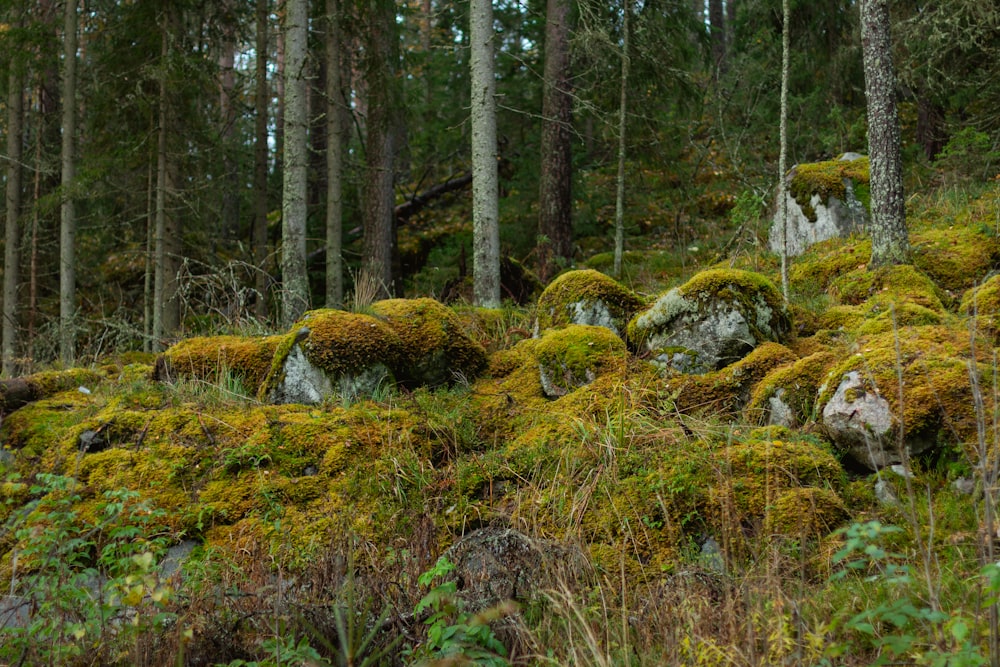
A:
765;487;849;538
790;237;872;296
960;274;1000;345
789;157;870;222
156;334;283;392
668;342;798;417
371;297;487;386
745;351;838;426
911;226;1000;294
299;309;403;377
535;325;628;397
829;264;948;311
535;269;645;336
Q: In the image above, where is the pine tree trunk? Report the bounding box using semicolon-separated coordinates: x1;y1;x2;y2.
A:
3;67;24;377
153;27;170;351
219;1;239;242
281;0;311;328
325;0;345;308
361;0;398;300
253;0;270;320
778;0;790;301
470;0;500;307
59;0;78;365
709;0;725;74
860;0;908;268
538;0;573;283
613;2;630;280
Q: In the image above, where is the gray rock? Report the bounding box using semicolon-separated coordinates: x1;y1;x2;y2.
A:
952;477;977;495
769;154;869;257
699;537;726;574
874;478;898;506
767;388;796;428
78;429;106;453
267;343;392;405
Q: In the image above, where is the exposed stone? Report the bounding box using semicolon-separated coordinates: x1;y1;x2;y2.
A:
821;370;896;468
770;154;870;257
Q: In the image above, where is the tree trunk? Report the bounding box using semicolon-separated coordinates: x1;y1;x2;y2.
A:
59;0;78;365
613;2;630;280
778;0;790;301
538;0;573;283
325;0;345;308
254;0;270;320
3;65;24;377
219;0;239;242
153;26;171;351
860;0;908;268
361;0;398;300
470;0;500;307
281;0;311;328
709;0;725;74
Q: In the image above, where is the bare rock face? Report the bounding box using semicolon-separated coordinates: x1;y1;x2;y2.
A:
627;269;791;374
821;370;896;468
770;153;870;257
443;528;591;610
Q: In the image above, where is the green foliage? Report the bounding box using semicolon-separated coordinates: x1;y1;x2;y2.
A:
405;557;510;666
935;128;1000;182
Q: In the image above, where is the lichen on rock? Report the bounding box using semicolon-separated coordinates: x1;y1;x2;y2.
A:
628;269;791;374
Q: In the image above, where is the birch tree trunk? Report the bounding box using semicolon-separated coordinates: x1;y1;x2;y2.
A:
470;0;500;307
538;0;573;283
613;2;630;280
325;0;345;308
253;0;270;320
59;0;78;365
281;0;311;327
3;66;24;377
860;0;908;268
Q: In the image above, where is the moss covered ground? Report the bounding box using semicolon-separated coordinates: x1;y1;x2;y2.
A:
3;181;1000;665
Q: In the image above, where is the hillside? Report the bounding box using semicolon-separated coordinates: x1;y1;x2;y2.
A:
2;178;1000;665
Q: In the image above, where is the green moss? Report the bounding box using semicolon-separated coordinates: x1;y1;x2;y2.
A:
371;297;488;387
535;324;628;397
745;351;838;427
535;269;645;336
829;264;947;311
790;237;873;297
911;225;1000;293
789;156;869;222
156;334;283;392
960;274;1000;345
766;487;849;538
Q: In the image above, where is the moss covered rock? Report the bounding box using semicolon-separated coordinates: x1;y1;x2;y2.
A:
260;309;403;404
770;154;870;256
535;324;628;398
912;225;1000;294
153;334;283;393
745;351;838;427
628;269;791;374
960;274;1000;345
535;269;645;337
371;297;488;387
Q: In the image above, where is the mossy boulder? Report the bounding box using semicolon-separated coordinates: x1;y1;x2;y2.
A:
627;269;791;374
960;274;1000;345
260;309;403;404
535;269;645;337
153;334;283;393
770;154;870;256
745;351;838;427
0;368;104;416
912;225;1000;294
816;326;991;469
535;325;628;398
371;297;488;387
828;264;948;311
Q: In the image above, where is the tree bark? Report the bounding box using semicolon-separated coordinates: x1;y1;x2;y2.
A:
219;0;239;242
709;0;725;74
59;0;78;365
4;63;24;377
860;0;908;268
361;0;398;299
538;0;573;283
325;0;345;308
471;0;500;307
253;0;270;320
613;1;630;280
778;0;790;300
281;0;311;327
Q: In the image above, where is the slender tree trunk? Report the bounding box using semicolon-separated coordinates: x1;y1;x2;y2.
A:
59;0;78;365
27;91;42;368
325;0;345;308
361;0;398;299
538;0;573;283
778;0;790;301
3;67;24;377
471;0;500;307
254;0;270;320
709;0;725;74
613;2;630;280
153;28;170;351
219;1;239;242
281;0;310;327
860;0;908;268
144;140;154;353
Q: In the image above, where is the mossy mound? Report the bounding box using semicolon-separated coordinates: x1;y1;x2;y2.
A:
535;269;645;337
153;334;283;393
534;325;628;398
260;309;403;404
745;351;838;427
0;367;105;415
911;225;1000;294
828;264;948;311
668;342;798;417
628;269;791;374
790;237;872;296
765;487;849;539
788;155;870;223
816;326;993;469
960;274;1000;345
371;297;488;387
